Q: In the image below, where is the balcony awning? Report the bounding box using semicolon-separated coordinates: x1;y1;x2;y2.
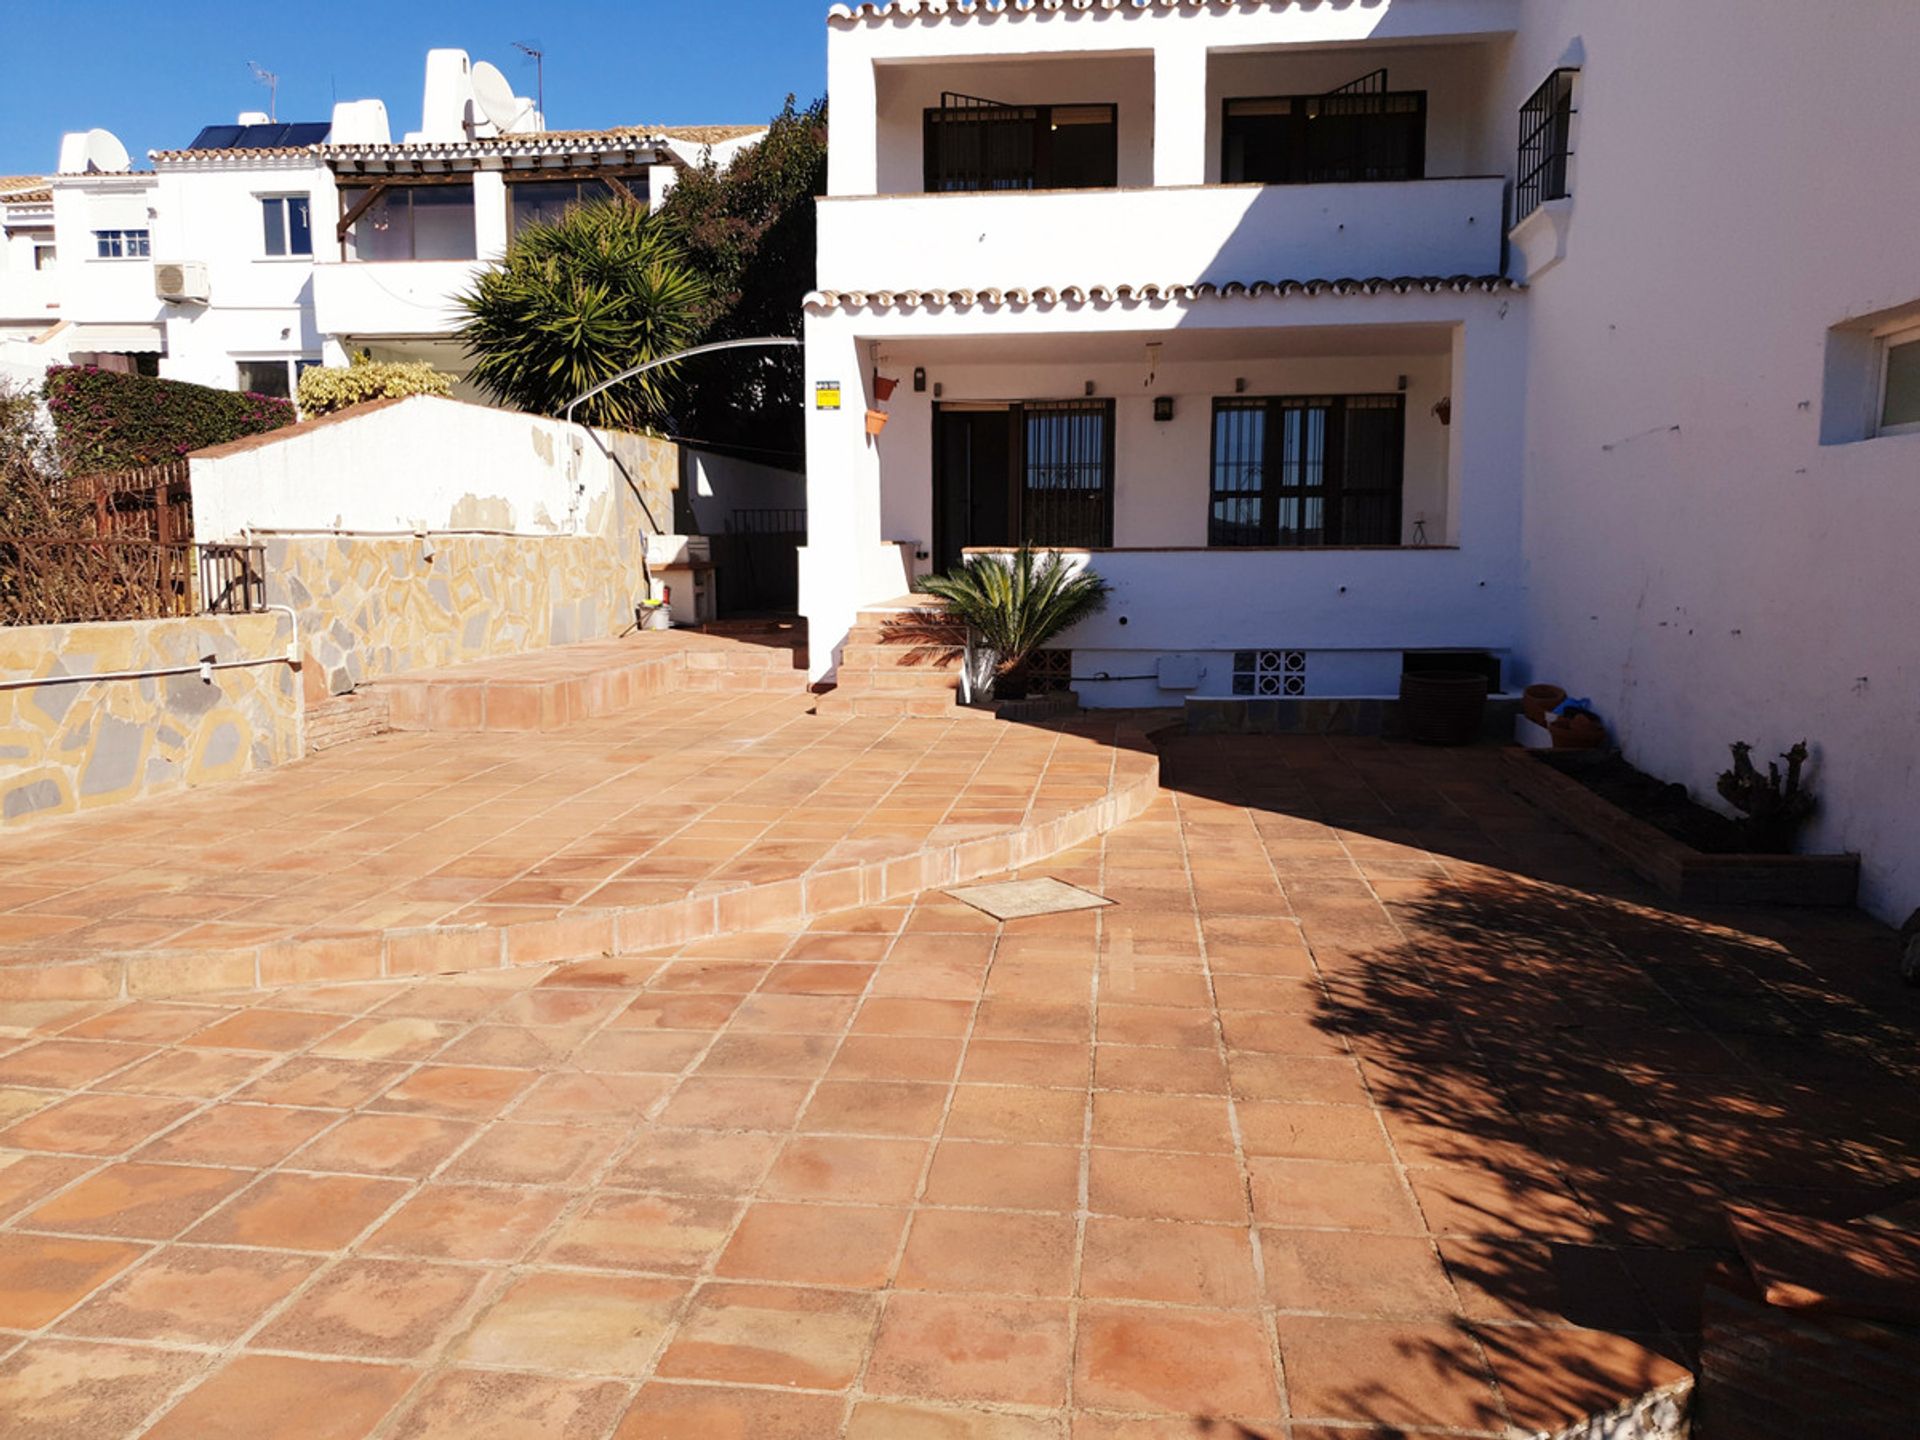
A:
805;274;1522;314
67;322;166;353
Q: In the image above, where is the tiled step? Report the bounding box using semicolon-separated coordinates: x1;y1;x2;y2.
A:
811;691;994;719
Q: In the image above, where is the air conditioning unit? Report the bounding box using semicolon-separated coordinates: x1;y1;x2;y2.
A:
154;261;210;304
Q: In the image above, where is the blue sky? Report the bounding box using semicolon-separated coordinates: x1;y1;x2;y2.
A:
1;1;827;174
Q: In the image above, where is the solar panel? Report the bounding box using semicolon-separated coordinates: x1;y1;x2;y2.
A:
185;121;330;150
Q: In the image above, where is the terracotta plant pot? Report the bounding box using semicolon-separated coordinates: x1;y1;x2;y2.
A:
1549;711;1607;750
1399;671;1489;746
1522;683;1567;727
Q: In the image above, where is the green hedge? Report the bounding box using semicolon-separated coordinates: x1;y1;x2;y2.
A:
42;365;296;474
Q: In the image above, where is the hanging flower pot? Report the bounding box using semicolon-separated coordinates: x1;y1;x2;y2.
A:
865;408;889;437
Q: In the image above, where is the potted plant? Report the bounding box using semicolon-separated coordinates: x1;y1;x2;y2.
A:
1716;740;1816;853
912;545;1109;705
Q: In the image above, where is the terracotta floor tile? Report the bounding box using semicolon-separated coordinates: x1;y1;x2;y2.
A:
250;1257;484;1359
142;1354;416;1440
716;1201;908;1286
1272;1314;1505;1428
457;1270;685;1375
612;1383;847;1440
1437;1239;1661;1331
24;1161;250;1240
543;1189;739;1274
1247;1158;1423;1232
827;1034;965;1083
0;1232;148;1328
0;1339;208;1440
1476;1323;1690;1434
55;1245;319;1343
1090;1092;1235;1153
97;1047;267;1098
922;1139;1081;1212
0;1085;57;1126
185;1009;344;1053
1075;1303;1280;1418
434;1025;583;1068
184;1172;411;1250
867;1292;1072;1406
1087;1149;1249;1223
385;1369;628;1440
655;1076;811;1130
801;1080;950;1137
363;1183;569;1262
730;993;860;1034
443;1120;625;1187
614;993;742;1031
959;1038;1089;1088
1094;1045;1228;1095
1227;1053;1371;1105
763;961;877;995
510;1071;670;1123
1405;1165;1595;1242
0;1039;153;1088
570;1029;710;1074
65;1002;230;1044
0;1092;196;1155
943;1085;1085;1144
1259;1229;1460;1316
656;1280;878;1388
0;1151;96;1215
289;1112;476;1177
695;1032;835;1078
849;1401;1061;1439
1081;1217;1261;1307
762;1134;930;1203
1094;1003;1218;1049
235;1057;409;1108
138;1103;334;1167
494;989;630;1029
308;1016;461;1063
898;1209;1076;1296
372;1065;536;1119
1236;1101;1393;1163
853;997;975;1037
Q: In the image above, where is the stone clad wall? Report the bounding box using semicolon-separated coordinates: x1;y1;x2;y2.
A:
0;614;300;828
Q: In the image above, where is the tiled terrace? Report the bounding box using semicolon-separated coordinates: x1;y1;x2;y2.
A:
0;694;1156;1001
0;733;1913;1437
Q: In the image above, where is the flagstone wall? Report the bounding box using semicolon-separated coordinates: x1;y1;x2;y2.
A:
0;613;300;828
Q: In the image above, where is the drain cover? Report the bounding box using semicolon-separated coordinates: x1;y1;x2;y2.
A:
945;877;1114;921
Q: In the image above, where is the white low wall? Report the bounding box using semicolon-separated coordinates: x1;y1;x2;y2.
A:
310;260;483;339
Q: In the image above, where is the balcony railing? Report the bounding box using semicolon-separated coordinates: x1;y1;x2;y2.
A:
816;176;1507;293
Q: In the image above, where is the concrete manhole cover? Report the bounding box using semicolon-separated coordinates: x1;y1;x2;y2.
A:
945;877;1114;921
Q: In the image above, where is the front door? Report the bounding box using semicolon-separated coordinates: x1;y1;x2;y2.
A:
933;400;1114;573
933;405;1015;573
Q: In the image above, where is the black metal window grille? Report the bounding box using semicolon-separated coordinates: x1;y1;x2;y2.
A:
1233;650;1307;697
925;93;1118;192
1516;68;1577;220
1222;70;1426;185
1209;395;1406;548
1022;400;1113;549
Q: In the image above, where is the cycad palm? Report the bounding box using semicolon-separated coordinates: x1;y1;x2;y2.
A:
457;201;708;431
913;545;1110;680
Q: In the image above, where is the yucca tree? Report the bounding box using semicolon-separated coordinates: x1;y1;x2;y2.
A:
912;545;1110;700
456;200;708;431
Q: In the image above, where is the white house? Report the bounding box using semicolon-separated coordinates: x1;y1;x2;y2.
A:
803;0;1920;924
0;49;765;401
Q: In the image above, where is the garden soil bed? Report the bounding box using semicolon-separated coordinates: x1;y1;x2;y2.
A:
1501;749;1859;907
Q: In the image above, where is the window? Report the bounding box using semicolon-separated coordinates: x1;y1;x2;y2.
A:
1222;83;1426;185
1022;399;1114;548
32;242;56;271
1516;68;1578;220
924;96;1118;193
1209;395;1406;547
1881;325;1920;436
341;183;477;261
260;195;312;257
236;356;319;400
94;229;150;259
1234;650;1308;697
509;178;629;235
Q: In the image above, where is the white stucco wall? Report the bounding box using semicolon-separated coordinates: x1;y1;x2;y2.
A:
684;450;807;535
1503;0;1920;921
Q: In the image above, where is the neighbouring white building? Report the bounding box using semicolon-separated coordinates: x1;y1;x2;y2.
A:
804;0;1920;922
0;49;765;399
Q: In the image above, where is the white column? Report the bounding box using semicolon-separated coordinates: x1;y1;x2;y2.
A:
826;51;878;196
472;169;508;260
1153;44;1209;187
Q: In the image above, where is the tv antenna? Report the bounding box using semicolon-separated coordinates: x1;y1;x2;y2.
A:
511;41;545;120
247;61;279;121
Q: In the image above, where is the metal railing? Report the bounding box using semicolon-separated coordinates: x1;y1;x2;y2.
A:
1516;68;1578;221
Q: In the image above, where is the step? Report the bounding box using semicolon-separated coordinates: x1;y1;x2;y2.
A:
837;644;964;672
812;692;995;720
829;670;962;693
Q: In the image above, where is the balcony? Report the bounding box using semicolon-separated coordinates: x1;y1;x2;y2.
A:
815;177;1506;294
311;260;482;338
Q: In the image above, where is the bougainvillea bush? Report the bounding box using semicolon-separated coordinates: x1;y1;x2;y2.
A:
42;365;295;474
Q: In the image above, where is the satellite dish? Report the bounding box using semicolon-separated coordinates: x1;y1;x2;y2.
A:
470;61;532;135
83;128;130;173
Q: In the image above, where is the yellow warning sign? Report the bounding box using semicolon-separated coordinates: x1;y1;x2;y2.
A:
815;381;842;411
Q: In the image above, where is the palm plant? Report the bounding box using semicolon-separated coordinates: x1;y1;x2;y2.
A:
456;201;708;431
910;546;1109;701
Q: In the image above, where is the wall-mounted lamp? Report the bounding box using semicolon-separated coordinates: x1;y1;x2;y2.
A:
1234;377;1248;395
933;382;943;398
1397;374;1408;392
913;367;926;393
1084;380;1096;397
1153;396;1175;423
1432;396;1452;426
